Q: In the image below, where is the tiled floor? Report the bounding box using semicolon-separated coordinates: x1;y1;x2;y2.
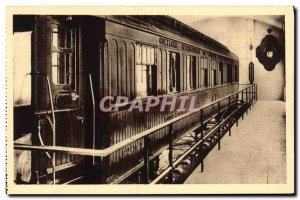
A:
185;100;286;184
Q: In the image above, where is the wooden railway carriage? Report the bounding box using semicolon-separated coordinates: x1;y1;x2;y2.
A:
13;15;239;184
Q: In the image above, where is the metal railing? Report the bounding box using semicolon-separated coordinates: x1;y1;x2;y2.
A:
31;73;57;184
88;74;96;165
14;84;257;184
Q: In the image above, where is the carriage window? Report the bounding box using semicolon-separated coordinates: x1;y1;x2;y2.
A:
227;64;233;83
201;58;208;87
219;62;224;85
51;22;74;85
136;44;157;97
187;56;196;90
235;65;238;82
232;65;236;82
168;52;180;93
211;60;217;86
213;70;217;86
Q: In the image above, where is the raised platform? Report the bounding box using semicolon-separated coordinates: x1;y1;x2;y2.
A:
185;100;286;184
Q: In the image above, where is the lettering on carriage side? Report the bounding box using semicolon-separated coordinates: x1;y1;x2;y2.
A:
164;111;186;122
182;44;201;54
159;37;178;49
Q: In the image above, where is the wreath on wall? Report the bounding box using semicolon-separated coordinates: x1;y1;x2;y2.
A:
256;28;283;71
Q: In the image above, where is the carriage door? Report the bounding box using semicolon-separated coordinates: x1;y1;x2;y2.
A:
47;16;84;166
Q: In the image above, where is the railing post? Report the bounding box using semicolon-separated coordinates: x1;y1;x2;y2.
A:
144;136;150;184
168;124;173;183
256;84;258;102
254;85;256;104
89;74;96;165
252;85;255;105
52;153;56;184
249;86;252;110
200;109;204;172
246;88;248;114
242;90;244;102
251;85;253;105
35;171;39;184
228;96;231;137
217;102;221;150
236;93;238;127
241;90;244;120
252;84;255;106
250;86;252;107
137;171;141;184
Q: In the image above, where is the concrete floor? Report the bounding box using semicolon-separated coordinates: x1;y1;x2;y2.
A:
185;100;286;184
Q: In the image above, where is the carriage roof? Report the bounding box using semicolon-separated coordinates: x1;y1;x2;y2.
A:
97;15;238;61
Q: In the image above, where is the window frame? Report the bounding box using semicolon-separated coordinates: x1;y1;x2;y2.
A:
219;62;224;85
167;51;180;94
211;60;217;87
200;57;209;88
135;43;157;97
50;21;75;86
235;65;239;82
227;63;233;83
187;55;197;90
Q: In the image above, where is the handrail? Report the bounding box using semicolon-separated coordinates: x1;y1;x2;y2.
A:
37;118;52;160
89;74;96;165
14;84;255;159
150;99;249;184
33;73;57;184
14;144;106;156
93;84;254;156
45;77;56;143
45;76;57;185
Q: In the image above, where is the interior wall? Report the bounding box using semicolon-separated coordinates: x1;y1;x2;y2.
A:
176;16;285;100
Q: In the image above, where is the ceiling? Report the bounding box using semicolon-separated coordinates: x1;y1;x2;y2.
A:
172;15;284;30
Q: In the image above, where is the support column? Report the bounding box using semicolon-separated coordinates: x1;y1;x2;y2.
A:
200;110;204;172
228;96;231;137
217;102;221;150
168;124;173;183
144;136;150;184
241;90;244;120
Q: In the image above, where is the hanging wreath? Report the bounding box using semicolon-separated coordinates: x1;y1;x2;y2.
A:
256;28;283;71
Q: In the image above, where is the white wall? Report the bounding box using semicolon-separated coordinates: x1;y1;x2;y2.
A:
175;16;285;100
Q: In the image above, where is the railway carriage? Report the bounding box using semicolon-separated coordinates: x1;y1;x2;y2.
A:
13;15;240;184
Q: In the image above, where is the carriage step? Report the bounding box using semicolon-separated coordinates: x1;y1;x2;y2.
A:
209;118;217;124
206;124;215;129
182;159;191;166
174;166;184;174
